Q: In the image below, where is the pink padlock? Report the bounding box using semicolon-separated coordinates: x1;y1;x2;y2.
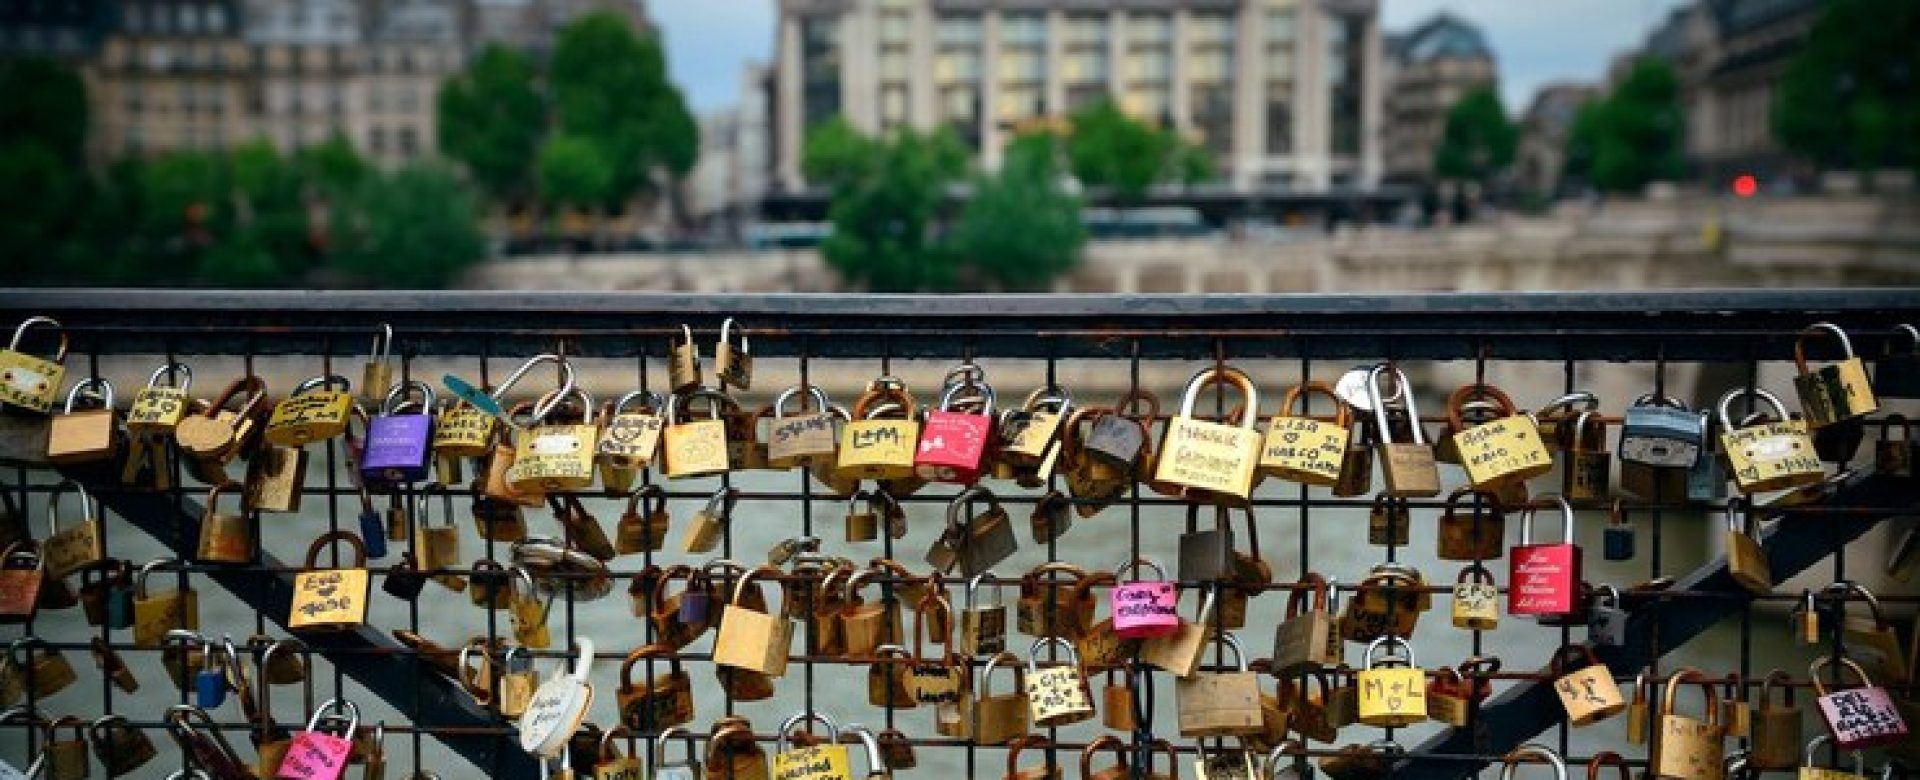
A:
277;698;360;780
915;370;996;484
1111;557;1180;640
1811;655;1910;751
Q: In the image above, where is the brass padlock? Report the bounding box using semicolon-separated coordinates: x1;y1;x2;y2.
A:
196;483;254;565
1369;364;1440;497
600;389;666;476
669;324;701;393
1261;380;1352;486
616;484;671;555
133;558;199;646
836;378;920;481
1356;636;1427;727
1717;387;1823;494
1549;644;1625;726
126;361;192;436
1002;386;1072;467
663;389;734;479
509;387;599;492
680;486;739;554
91;636;138;693
715;317;753;391
0;315;67;413
89;714;159;777
767;385;839;468
48;378;119;465
1446;383;1552;490
1026;636;1095;728
10;637;78;699
1272;572;1341;676
1435;487;1505;561
1654;667;1724;780
1155;366;1262;505
1451;564;1500;630
1749;669;1800;770
1178;632;1264;737
43;480;104;579
1139;589;1217;678
43;715;89;780
362;324;394;406
961;570;1008;656
926;485;1018;577
266;374;356;446
712;564;793;679
175;375;269;470
1495;745;1567;780
1793;322;1877;428
1367;492;1410;546
1563;410;1612;500
246;444;308;513
843;489;879;543
1724;497;1771;595
509;566;553;648
288;531;372;632
970;651;1031;746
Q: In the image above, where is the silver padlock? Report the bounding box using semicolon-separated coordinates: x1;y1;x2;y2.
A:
652;726;701;780
1589;584;1628;647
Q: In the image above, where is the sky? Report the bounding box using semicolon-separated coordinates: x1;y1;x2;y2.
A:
651;0;1690;117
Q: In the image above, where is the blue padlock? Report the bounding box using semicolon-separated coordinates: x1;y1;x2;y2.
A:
357;487;388;560
195;639;235;709
679;572;710;625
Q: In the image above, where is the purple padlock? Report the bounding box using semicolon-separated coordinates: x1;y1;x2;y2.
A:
361;381;434;484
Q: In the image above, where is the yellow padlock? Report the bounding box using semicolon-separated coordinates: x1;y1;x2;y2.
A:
1356;636;1427;727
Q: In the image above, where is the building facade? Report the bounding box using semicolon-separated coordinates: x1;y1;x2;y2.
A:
1514;82;1598;198
89;0;253;157
690;62;774;239
469;0;650;58
1381;12;1495;185
771;0;1384;196
1;0;112;61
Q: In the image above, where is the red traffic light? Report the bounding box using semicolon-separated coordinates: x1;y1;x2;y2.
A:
1732;174;1758;198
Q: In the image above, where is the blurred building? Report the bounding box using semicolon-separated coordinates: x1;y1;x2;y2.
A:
1630;0;1821;187
468;0;651;57
770;0;1384;197
89;0;253;157
1514;82;1599;199
0;0;112;61
1381;11;1495;186
690;62;773;241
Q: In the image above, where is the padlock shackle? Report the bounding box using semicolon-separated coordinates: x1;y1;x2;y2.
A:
618;643;680;689
1590;583;1621;607
719;317;750;352
1284;571;1331;617
1366;364;1425;445
773;384;831;418
44;479;93;533
1445;383;1520;431
1807;655;1874;697
1080;734;1128;778
610;389;664;418
1585;751;1631;780
1821;579;1887;628
490;353;576;404
980;651;1024;694
294;374;353;397
7;315;67;361
1020;384;1073;414
731;564;786;616
62;376;114;412
1548;644;1601;677
1213;631;1250;671
937;378;997;416
304;530;369;569
1518;494;1575;546
840;722;886;778
367;323;394;362
1112;557;1166;583
1027;635;1084;672
1498;743;1567;780
380;379;437;416
144;361;194;392
1801;734;1865;775
1362;635;1414;669
1278;380;1352;427
135;557;186;598
1724;496;1756;536
1715;387;1789;431
1792;321;1857;375
1454;563;1495;586
944;485;1000;532
966;570;1000;609
1175;366;1259;430
775;709;839;752
664;387;734;426
1660;667;1721;725
1759;668;1795;707
1263;740;1308;779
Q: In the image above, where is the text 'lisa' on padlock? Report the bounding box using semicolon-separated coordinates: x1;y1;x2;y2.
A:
1808;655;1908;750
1356;635;1427;727
773;710;854;780
1154;365;1262;505
0;316;66;413
1717;387;1823;494
362;380;435;485
916;367;996;484
1447;383;1553;490
267;375;356;447
1368;364;1441;497
1111;557;1179;640
1260;380;1351;487
48;377;118;465
1509;494;1581;619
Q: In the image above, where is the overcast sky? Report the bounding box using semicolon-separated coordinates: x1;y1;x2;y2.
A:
652;0;1690;117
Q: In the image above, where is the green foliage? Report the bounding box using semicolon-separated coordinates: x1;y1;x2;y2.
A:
801;116;881;188
1433;87;1517;183
811;125;968;291
294;133;372;195
537;135;612;208
1573;58;1685;193
0;58;89;164
1065;99;1175;202
332;164;488;288
437;45;545;201
1774;0;1920;173
949;133;1086;290
550;12;699;206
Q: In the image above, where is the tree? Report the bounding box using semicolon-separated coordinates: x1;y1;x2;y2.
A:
1433;86;1517;183
949;133;1086;290
437;44;544;201
1561;99;1606;190
332;163;488;288
1065;99;1175;202
806;121;967;291
0;58;91;281
1775;0;1920;175
0;58;89;164
1585;58;1685;193
536;135;613;209
549;12;699;209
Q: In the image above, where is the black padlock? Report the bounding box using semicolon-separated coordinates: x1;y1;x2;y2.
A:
1603;503;1635;561
382;552;427;602
1811;416;1865;463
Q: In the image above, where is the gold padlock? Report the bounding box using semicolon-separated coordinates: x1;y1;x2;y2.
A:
196;483;254;565
175;375;270;470
837;378;920;481
1368;364;1440;497
44;480;105;579
0;315;67;413
669;324;701;394
1446;383;1552;490
715;317;753;391
1450;564;1500;630
1717;387;1823;494
509;387;599;492
1549;644;1625;726
48;378;119;465
767;385;839;469
1261;380;1352;486
616;484;671;555
362;324;394;406
43;715;90;780
288;531;372;632
662;389;734;479
1002;386;1072;467
1155;366;1262;506
266;374;356;446
127;361;193;435
1356;636;1427;727
245;444;308;513
969;651;1031;745
712;564;792;678
600;389;666;478
1654;667;1724;780
1792;322;1877;427
1724;497;1771;595
132;558;199;646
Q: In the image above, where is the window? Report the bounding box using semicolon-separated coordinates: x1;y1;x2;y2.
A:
880;49;909;81
179;4;199;33
398;127;418;156
1066;14;1106;46
879;11;909;43
1265;9;1295;43
206;4;226;33
367;84;383;111
880;86;907;125
999;50;1043;82
1190;12;1234;45
1002;13;1044;46
998;84;1040;121
1266;88;1292;154
1266;46;1294;79
370;126;386;153
1064;50;1106;83
936;14;979;46
1127;51;1170;81
1190;49;1232;82
1128;14;1171;46
937;51;979;81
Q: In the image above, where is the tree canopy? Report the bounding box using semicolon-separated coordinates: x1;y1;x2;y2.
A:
550;12;698;207
806;121;968;291
1433;86;1516;183
948;133;1086;290
1065;99;1214;202
1564;58;1685;194
1774;0;1920;174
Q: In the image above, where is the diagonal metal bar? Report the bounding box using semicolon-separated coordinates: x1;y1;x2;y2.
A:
1394;471;1917;779
88;482;540;776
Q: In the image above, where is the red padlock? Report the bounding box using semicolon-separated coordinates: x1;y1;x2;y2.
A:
1508;494;1581;619
1810;655;1909;750
915;369;996;485
277;698;360;780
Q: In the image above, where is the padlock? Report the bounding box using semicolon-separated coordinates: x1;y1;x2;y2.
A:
1264;741;1312;780
1110;557;1180;639
1718;388;1824;494
648;566;714;650
1794;322;1878;429
662;388;733;479
40;716;88;780
164;703;253;778
1620;394;1699;498
357;324;394;406
967;651;1031;745
505;386;597;491
926;485;1017;577
1193;738;1258;780
1509;494;1581;619
772;711;854;780
1751;670;1802;770
1563;410;1611;500
1180;503;1235;582
611;484;669;555
1688;411;1730;502
1356;636;1427;727
192;482;254;565
961;571;1007;656
916;370;996;484
381;549;427;602
509;566;554;648
550;492;613;562
194;635;235;708
679;486;738;554
1086;390;1154;479
132;557;198;645
842;489;880;542
1339;565;1425;643
1368;364;1441;497
289;531;372;632
866;644;916;708
498;647;538;718
711;317;753;390
1598;499;1637;561
77;559;131;628
259;636;308;686
1426;665;1473;726
1655;668;1725;780
1288;670;1340;743
1873;413;1914;477
1367;492;1410;547
1436;487;1506;561
1717;497;1773;595
0;316;66;413
455;643;493;709
1872;322;1920;398
7;636;77;702
1025;637;1094;728
362;381;436;484
668;324;701;393
1065;572;1134;668
1625;669;1654;746
267;375;356;446
1140;589;1218;678
732;403;774;472
1318;740;1401;780
47;377;118;465
248;443;309;514
760;385;837;469
714;565;792;678
1000;386;1071;469
89;714;158;778
1798;735;1867;780
1549;644;1625;725
1099;666;1136;732
1809;655;1908;750
1079;734;1130;780
42;480;103;579
588;726;641;780
840;569;904;657
1259;380;1352;486
517;638;598;757
1016;562;1094;640
1588;584;1628;647
1004;735;1058;780
639;726;700;780
1823;581;1909;684
277;698;359;780
614;643;693;732
1177;632;1263;737
1451;564;1500;630
1446;383;1553;489
125;361;194;443
908;608;968;711
1273;572;1341;676
1156;366;1262;504
176;375;269;472
1723;674;1752;739
837;377;920;480
1498;745;1568;780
